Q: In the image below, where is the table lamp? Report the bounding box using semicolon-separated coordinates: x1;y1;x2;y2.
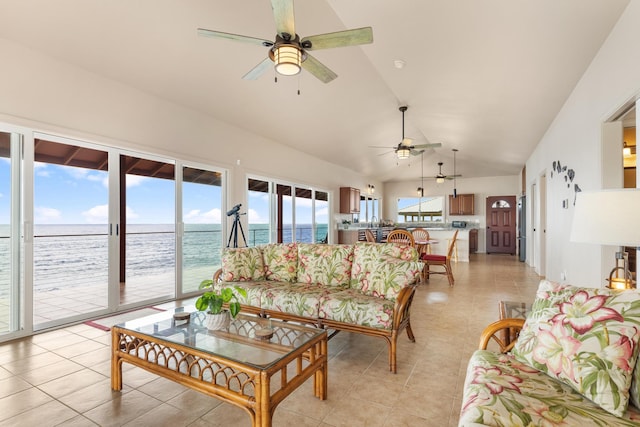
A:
570;189;640;289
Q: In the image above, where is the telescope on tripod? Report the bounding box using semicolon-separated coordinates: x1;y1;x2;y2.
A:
226;203;247;248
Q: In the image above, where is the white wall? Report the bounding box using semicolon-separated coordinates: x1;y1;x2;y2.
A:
525;1;640;287
0;37;383;243
384;175;519;252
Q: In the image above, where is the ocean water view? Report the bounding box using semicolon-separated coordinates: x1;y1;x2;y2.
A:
0;223;328;297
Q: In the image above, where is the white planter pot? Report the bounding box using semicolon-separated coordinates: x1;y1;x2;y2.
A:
207;311;230;331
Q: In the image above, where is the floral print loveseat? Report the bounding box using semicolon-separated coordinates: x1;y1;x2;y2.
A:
459;280;640;426
211;242;423;373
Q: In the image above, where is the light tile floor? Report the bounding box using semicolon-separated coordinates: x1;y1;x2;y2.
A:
0;254;540;426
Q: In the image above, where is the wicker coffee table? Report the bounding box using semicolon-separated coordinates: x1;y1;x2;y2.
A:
111;308;327;427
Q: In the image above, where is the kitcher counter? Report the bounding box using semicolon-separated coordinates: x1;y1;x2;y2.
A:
337;225;478;262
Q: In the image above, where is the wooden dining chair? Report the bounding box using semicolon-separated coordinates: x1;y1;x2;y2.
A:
411;227;431;255
386;229;415;246
421;230;458;286
364;229;377;243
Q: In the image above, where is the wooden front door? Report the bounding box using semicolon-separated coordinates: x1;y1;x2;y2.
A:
486;196;516;255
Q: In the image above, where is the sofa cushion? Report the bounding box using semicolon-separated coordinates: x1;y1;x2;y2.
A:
214;280;271;308
297;243;353;288
260;282;329;318
512;280;640;417
363;256;422;300
221;247;265;281
460;349;640;426
318;288;396;330
262;243;298;282
351;243;419;293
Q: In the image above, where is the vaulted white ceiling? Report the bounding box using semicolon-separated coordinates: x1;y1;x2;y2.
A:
0;0;630;182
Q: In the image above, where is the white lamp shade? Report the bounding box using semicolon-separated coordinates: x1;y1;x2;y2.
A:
396;148;410;159
570;189;640;247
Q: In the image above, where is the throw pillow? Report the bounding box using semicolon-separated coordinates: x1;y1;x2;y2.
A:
512;279;640;417
297;243;353;287
221;247;265;281
363;256;422;300
262;243;298;282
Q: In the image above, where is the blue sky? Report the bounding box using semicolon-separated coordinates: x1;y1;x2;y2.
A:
1;160;328;225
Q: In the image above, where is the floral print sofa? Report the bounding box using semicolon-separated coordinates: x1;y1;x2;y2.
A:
212;242;423;373
459;279;640;426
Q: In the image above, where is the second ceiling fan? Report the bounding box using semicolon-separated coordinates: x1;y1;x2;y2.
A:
429;149;462;183
197;0;373;83
370;106;441;159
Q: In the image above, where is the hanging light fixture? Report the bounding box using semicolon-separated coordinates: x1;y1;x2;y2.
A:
624;141;632;158
273;45;301;76
452;148;458;198
397;147;411;159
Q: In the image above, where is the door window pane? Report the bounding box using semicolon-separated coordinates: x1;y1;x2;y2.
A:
295;187;313;242
277;184;293;243
248;178;270;246
315;191;328;243
0;132;21;335
182;166;223;293
121;155;175;305
33;138;109;328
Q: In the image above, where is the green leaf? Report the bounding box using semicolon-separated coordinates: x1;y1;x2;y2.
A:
199;279;213;290
229;302;240;318
220;287;233;303
209;297;223;314
234;286;247;299
195;296;208;311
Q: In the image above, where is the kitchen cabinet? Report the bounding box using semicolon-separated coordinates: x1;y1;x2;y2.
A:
449;193;475;215
338;230;359;244
339;187;360;214
469;229;478;253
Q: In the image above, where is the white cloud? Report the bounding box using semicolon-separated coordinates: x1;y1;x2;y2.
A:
64;167;88;180
35;206;62;223
248;208;268;224
126;175;147;187
0;192;3;198
81;204;108;224
184;208;222;223
34;162;50;177
126;205;139;219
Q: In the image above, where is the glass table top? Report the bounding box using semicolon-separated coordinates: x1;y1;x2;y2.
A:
117;307;325;370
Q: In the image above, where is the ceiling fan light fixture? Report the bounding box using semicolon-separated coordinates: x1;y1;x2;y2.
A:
436;176;445;184
396;147;411;160
273;45;301;76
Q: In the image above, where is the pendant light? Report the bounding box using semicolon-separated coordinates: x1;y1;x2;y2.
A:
452;149;458;198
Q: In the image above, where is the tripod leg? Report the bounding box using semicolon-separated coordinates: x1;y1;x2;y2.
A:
227;219;237;248
237;219;248;247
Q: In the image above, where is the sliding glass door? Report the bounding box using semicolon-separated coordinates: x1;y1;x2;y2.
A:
120;154;175;307
32;137;110;329
181;166;223;294
0;131;22;337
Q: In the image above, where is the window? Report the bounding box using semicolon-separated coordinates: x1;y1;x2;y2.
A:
397;196;444;222
248;177;330;245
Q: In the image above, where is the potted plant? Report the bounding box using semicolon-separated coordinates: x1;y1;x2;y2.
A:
195;279;248;331
342;219;351;229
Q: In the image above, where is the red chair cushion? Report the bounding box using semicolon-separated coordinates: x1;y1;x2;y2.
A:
421;254;446;262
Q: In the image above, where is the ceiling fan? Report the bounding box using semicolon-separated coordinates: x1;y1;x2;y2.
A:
369;106;441;159
197;0;373;83
430;155;462;183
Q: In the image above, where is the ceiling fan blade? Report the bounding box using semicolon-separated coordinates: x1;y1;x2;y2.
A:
242;57;273;80
301;53;337;83
378;151;393;156
197;28;273;47
447;174;463;179
368;145;393;149
271;0;295;39
412;142;442;149
301;27;373;50
410;149;425;156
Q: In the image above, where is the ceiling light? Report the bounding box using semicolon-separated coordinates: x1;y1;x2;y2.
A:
396;147;410;159
274;45;301;76
624;141;632;157
436;176;445;184
417;187;424;197
394;59;406;69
